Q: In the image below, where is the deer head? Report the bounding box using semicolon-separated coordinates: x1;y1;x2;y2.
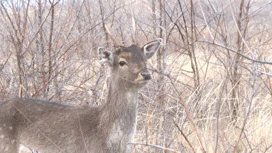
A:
98;39;162;89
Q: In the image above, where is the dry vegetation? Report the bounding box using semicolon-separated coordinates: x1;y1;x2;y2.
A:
1;0;272;152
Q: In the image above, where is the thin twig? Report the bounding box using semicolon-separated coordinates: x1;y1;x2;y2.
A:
128;142;181;153
173;120;196;153
198;40;272;65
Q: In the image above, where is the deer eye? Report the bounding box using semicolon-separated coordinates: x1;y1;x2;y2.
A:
119;61;126;66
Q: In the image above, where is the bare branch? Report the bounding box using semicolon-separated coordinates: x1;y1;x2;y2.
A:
199;40;272;65
128;142;181;153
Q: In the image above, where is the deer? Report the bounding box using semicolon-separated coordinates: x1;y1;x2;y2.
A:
0;39;162;153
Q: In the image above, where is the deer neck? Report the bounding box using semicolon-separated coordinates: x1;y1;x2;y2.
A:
99;81;139;150
100;79;139;128
103;82;139;118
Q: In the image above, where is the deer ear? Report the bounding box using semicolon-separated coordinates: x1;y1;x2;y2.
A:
98;47;113;65
142;38;162;59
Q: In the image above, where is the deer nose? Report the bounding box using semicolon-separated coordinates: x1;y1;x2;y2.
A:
141;73;151;80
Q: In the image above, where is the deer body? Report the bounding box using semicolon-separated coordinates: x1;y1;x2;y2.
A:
0;40;161;153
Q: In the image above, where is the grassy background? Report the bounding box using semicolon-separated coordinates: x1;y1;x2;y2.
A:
0;0;272;152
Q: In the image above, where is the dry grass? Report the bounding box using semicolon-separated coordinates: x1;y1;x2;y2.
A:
1;0;272;152
129;52;272;153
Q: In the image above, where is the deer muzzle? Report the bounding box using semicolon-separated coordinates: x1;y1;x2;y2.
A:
141;72;151;80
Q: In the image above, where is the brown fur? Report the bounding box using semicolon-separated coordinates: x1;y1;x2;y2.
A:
0;40;161;153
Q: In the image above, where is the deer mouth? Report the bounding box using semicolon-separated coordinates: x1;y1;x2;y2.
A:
136;79;150;87
134;73;151;86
